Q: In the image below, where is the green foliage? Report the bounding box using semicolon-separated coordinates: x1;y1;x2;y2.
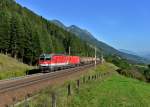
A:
106;55;130;69
16;64;150;107
106;55;147;81
0;0;95;65
143;65;150;82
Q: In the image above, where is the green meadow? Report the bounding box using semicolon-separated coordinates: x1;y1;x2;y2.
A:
69;74;150;107
17;63;150;107
0;54;32;80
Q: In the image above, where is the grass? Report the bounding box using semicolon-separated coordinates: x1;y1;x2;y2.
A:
0;54;32;80
16;63;150;107
95;62;118;72
83;62;118;77
69;74;150;107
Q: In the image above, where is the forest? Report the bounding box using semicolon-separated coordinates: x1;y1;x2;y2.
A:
0;0;96;65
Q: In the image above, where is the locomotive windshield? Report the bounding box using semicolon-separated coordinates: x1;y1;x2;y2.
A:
39;54;51;61
40;57;45;60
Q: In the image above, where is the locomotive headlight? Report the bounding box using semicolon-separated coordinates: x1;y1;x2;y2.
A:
40;63;49;67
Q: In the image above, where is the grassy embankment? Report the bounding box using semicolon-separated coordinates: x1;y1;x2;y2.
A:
69;75;150;107
0;54;32;80
16;63;150;107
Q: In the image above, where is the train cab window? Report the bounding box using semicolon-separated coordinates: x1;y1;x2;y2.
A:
40;57;45;60
40;54;51;61
46;57;51;60
45;54;51;60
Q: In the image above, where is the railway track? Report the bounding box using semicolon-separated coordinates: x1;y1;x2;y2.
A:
0;63;98;107
0;63;93;93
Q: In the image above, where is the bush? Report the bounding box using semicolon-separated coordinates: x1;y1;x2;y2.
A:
116;67;146;81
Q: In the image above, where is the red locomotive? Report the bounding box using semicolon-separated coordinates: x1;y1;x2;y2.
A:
39;53;81;71
39;53;99;72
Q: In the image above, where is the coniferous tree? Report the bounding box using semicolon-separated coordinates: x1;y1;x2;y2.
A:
0;11;11;54
9;13;22;58
0;0;97;65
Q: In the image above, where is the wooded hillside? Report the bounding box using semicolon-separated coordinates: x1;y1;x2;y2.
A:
0;0;95;65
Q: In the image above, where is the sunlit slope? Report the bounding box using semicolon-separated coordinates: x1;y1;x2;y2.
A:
96;62;118;72
14;63;150;107
0;54;31;79
70;73;150;107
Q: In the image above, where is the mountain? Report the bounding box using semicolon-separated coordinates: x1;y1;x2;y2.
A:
0;0;95;65
51;20;120;54
1;0;149;65
119;49;138;56
138;52;150;60
52;20;150;64
144;54;150;59
51;20;66;29
119;50;150;61
68;25;93;39
67;25;120;54
145;54;150;60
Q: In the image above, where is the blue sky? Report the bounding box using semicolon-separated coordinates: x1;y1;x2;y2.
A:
16;0;150;53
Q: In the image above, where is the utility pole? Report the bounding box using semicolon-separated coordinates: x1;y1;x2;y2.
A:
95;47;97;67
67;46;71;65
69;46;71;56
101;53;105;64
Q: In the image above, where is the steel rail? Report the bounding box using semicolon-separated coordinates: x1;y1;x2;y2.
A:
0;63;95;94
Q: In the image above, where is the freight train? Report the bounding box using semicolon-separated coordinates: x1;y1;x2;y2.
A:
39;53;99;72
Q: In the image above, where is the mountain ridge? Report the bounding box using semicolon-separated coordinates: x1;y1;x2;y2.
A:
51;19;150;64
120;49;150;60
0;0;96;65
119;49;138;56
138;53;150;60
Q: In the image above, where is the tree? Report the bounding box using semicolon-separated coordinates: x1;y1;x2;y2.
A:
148;64;150;69
9;13;24;58
0;11;11;54
0;0;97;65
31;31;42;65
